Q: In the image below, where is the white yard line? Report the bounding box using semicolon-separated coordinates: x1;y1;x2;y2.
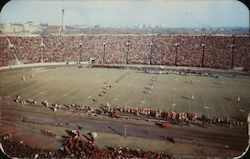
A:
8;70;56;97
201;92;210;116
155;78;163;108
34;70;74;99
97;71;125;106
212;89;227;117
124;74;141;106
111;74;136;106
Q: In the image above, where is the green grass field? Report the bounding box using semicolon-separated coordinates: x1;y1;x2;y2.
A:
0;66;250;118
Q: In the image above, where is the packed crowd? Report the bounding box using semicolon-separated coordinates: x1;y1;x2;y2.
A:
151;36;176;65
234;36;249;67
60;129;172;158
0;134;62;158
177;35;203;67
0;131;172;158
0;35;248;69
205;36;232;69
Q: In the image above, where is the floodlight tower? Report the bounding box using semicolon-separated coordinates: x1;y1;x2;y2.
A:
201;35;206;67
60;9;65;36
125;40;131;64
62;9;65;31
102;42;107;64
230;35;236;70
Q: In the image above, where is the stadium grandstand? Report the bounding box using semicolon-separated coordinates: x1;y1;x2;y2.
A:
0;0;250;158
0;34;249;70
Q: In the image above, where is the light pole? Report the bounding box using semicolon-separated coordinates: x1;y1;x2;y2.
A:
201;43;206;67
6;38;14;63
40;37;45;63
201;35;206;67
125;40;131;64
40;48;44;63
230;35;236;70
174;42;180;66
79;42;83;64
60;52;63;62
7;39;21;65
150;41;154;65
55;40;62;63
102;42;107;64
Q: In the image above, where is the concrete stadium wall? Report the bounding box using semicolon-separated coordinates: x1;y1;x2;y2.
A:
0;35;249;69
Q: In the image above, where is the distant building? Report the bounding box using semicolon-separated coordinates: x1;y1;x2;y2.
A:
23;22;43;33
73;25;88;29
0;23;17;33
0;22;42;34
47;25;62;33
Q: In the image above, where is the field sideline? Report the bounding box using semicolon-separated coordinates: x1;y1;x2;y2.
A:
0;65;250;118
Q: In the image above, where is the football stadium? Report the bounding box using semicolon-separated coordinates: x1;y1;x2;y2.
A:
0;1;250;158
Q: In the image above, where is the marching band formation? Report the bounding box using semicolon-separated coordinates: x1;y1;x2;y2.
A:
13;93;245;129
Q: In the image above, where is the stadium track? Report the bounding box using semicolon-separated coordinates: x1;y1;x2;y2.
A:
1;106;248;152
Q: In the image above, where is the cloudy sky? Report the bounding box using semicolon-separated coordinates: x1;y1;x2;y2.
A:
0;0;249;28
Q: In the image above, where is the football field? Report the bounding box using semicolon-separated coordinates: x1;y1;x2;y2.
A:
0;65;249;119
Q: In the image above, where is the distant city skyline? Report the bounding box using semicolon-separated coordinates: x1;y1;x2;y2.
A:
0;0;249;28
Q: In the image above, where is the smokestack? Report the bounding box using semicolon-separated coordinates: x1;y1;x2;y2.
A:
61;9;65;32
